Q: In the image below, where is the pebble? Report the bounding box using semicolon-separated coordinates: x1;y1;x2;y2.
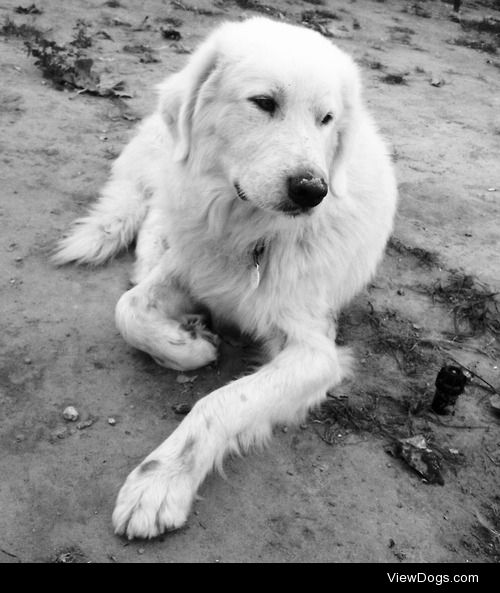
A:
490;394;500;412
108;417;116;426
63;406;79;422
76;418;95;430
176;374;197;384
172;403;192;415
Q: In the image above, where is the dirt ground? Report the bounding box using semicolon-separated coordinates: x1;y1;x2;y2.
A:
1;0;500;563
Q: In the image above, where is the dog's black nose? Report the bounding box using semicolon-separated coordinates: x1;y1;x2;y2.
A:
287;172;328;209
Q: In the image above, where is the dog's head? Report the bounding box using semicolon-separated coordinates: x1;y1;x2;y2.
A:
159;17;362;217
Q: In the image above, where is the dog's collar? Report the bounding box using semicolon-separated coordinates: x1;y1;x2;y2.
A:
252;239;266;267
249;239;266;291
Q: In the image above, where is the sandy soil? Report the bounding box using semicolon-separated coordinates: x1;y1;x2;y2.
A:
1;0;499;563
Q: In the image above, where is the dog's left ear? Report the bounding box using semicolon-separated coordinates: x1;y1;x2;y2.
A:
158;40;220;162
330;59;362;199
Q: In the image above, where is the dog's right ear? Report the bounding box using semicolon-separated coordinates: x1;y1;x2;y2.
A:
158;40;219;162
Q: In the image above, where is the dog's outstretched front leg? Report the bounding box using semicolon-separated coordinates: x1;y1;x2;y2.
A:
115;252;219;371
112;334;352;539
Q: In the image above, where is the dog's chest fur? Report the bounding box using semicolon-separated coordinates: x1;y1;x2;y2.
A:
168;200;359;338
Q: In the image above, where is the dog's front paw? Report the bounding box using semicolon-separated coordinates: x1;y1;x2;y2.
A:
112;457;196;539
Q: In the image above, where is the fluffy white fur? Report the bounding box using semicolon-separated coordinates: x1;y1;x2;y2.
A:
54;17;397;539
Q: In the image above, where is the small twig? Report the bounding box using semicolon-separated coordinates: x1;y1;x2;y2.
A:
484;450;500;466
390;349;405;372
445;354;499;396
429;414;489;430
313;426;334;445
0;547;19;559
471;533;485;546
419;337;494;358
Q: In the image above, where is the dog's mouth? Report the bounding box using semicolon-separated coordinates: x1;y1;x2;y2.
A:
234;183;313;217
234;182;248;202
277;203;313;217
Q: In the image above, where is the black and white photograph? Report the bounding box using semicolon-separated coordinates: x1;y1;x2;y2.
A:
0;0;499;567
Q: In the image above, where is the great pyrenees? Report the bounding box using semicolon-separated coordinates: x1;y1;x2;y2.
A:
54;17;397;539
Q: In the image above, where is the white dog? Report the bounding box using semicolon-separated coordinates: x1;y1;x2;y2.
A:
54;17;397;539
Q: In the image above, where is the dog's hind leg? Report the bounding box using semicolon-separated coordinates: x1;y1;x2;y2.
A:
131;207;169;285
52;174;149;266
116;252;219;371
51;119;165;267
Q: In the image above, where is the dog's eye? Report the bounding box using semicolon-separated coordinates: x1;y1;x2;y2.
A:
249;96;277;115
321;113;334;125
